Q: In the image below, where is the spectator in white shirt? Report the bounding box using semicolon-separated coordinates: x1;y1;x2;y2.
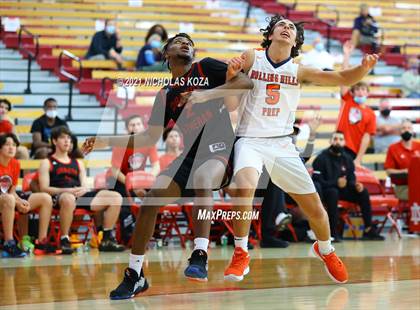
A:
375;99;400;152
300;37;339;71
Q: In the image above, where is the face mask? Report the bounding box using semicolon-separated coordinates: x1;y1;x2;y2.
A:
354;96;367;104
150;40;161;49
380;109;391;117
401;131;412;141
314;42;324;52
46;110;57;119
330;145;343;154
106;25;116;35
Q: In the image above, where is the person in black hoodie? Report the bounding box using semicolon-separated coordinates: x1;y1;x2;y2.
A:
312;131;384;241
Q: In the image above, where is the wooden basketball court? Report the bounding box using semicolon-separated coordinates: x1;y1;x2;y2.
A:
1;237;419;309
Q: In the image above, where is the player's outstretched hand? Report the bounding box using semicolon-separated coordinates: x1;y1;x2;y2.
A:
81;136;108;155
227;55;245;80
361;53;379;71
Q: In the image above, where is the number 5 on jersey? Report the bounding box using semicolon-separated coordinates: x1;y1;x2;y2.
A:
265;84;280;105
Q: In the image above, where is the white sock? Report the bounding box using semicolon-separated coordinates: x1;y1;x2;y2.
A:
193;238;209;252
129;253;144;277
234;236;248;252
318;239;333;255
275;212;287;226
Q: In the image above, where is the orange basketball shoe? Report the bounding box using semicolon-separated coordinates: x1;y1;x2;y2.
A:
224;247;250;281
312;241;348;284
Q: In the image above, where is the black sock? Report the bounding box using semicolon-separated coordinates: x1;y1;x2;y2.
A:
103;228;113;241
96;226;103;232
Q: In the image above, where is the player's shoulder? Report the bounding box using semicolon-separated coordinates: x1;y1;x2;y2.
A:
198;57;226;68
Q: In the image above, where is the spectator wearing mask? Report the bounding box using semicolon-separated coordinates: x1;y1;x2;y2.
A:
136;24;168;71
351;4;380;53
0;99;29;159
384;120;420;200
312;131;384;241
375;99;400;153
86;19;124;70
30;98;68;159
401;56;419;99
300;37;339;71
338;41;376;166
159;127;182;172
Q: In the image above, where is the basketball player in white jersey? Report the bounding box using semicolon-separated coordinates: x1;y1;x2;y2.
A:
223;15;378;284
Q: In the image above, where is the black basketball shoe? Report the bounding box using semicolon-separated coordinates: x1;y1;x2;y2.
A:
109;268;149;300
184;249;208;282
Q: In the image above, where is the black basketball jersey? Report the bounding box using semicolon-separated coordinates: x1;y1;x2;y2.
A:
148;57;235;159
49;156;81;188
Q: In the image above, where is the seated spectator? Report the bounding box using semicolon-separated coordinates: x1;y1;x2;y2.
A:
384;120;420;200
375;99;400;153
351;4;380;53
106;115;160;197
136;24;168;71
401;56;419;99
312;131;384;241
338;42;376;166
0;133;57;257
0;99;13;134
0;98;29;159
300;37;339;71
86;19;124;70
159;127;182;171
30;98;68;159
38;126;124;254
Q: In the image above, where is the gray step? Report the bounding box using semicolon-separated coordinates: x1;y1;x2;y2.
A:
0;71;60;82
1;82;79;93
0;59;43;70
11;94;97;107
14;107;119;121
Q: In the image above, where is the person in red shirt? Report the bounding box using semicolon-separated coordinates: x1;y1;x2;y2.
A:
337;41;376;167
0;99;14;134
106;115;160;197
0;133;56;257
159;127;182;172
0;99;30;160
384;120;420;200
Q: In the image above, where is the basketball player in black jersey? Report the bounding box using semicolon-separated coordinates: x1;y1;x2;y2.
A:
82;33;253;299
38;126;124;254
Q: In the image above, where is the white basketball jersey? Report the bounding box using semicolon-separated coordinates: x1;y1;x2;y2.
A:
236;49;300;137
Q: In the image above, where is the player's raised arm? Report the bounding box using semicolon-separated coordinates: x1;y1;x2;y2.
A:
224;50;255;111
297;53;378;87
81;125;163;156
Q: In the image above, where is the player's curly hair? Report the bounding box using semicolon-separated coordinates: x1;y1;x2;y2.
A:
260;14;305;58
162;33;195;70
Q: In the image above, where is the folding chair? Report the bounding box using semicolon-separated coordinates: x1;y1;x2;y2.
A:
355;166;400;237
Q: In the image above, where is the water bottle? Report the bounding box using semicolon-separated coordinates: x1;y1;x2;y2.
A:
221;234;228;247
